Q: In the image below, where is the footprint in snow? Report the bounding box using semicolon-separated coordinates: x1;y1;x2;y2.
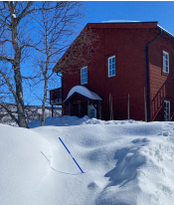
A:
158;131;170;137
88;182;98;189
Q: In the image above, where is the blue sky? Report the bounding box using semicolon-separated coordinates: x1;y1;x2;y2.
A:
81;1;174;35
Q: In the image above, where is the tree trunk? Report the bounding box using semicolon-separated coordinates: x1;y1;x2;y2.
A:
41;78;48;126
41;30;49;126
12;19;28;128
14;69;28;128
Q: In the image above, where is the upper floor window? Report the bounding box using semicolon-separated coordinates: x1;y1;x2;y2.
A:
108;56;116;77
81;66;88;85
163;51;169;74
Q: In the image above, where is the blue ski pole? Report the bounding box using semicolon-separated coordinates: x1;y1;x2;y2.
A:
58;137;84;173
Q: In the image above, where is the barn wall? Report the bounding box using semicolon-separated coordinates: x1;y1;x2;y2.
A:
148;32;174;121
62;23;174;121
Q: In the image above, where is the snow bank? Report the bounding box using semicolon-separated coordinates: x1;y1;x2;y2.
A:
28;115;90;128
0;125;51;205
1;116;174;204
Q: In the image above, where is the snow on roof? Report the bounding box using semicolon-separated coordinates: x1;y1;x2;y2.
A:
64;85;102;103
101;21;174;38
101;20;140;23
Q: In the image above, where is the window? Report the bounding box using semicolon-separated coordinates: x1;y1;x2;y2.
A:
164;100;170;121
108;56;116;77
163;51;169;73
81;66;88;85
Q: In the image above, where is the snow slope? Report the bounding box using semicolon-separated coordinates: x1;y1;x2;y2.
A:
1;116;174;205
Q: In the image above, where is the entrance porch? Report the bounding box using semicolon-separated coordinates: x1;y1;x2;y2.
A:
63;86;103;119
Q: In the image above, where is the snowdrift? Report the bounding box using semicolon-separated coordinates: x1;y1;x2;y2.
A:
1;116;174;205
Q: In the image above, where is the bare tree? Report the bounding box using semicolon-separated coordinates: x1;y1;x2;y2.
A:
0;1;62;128
53;24;98;74
32;1;96;126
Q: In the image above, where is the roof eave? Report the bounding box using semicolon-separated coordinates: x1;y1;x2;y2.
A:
63;92;103;104
157;25;174;39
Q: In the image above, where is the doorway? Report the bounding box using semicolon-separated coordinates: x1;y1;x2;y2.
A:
164;100;170;121
88;104;97;118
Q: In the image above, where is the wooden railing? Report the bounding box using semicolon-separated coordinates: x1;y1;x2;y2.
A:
50;87;62;105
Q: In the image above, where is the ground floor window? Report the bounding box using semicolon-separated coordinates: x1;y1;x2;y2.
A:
164;100;170;121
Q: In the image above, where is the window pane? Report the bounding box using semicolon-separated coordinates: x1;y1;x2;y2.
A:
81;67;88;84
112;57;115;63
108;56;116;77
112;69;115;75
163;51;169;73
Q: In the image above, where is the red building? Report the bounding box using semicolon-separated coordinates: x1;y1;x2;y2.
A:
52;21;174;121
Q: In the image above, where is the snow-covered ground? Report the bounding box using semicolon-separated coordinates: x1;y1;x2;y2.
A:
1;116;174;205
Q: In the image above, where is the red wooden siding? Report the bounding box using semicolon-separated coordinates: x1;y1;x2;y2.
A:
148;32;174;121
55;22;174;121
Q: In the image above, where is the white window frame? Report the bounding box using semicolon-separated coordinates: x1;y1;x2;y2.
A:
163;51;169;74
108;56;116;77
81;66;88;85
164;100;170;121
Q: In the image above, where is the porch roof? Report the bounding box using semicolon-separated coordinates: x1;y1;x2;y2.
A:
63;85;102;103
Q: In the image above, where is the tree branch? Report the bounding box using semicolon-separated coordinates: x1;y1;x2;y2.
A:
20;42;43;52
0;70;18;103
17;2;57;23
0;17;11;28
0;103;19;125
0;56;14;64
17;1;33;22
0;39;12;45
22;73;41;80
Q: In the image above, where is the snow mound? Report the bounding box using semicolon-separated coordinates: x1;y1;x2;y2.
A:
28;115;91;128
1;117;174;205
0;124;51;205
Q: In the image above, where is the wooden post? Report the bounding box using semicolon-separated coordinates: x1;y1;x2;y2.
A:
109;93;114;120
61;105;64;117
98;100;102;119
61;75;63;117
68;101;71;115
78;100;81;118
128;93;130;120
52;105;54;117
87;100;89;117
144;87;147;122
